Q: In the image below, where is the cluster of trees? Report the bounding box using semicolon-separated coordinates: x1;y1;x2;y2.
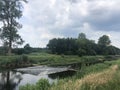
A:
47;33;120;56
0;43;47;55
12;44;46;55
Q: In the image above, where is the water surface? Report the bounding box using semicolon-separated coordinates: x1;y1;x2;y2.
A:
0;66;76;90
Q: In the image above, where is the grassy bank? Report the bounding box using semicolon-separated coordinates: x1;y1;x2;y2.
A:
19;58;120;90
0;55;32;68
0;53;83;68
0;52;120;69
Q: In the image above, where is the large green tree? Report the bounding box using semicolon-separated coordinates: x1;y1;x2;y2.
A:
98;35;111;46
0;0;27;55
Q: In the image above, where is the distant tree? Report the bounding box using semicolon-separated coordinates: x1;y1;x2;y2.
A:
47;38;57;54
78;33;86;39
24;43;32;54
12;48;24;55
47;38;77;54
98;35;111;46
97;35;112;55
47;33;120;56
77;48;86;57
77;33;97;56
0;0;27;55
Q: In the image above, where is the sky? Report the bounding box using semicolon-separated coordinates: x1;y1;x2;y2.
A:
19;0;120;48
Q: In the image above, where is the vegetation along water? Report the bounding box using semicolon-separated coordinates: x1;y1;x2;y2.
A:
0;0;120;90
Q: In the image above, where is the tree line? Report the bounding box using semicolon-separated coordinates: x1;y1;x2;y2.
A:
0;43;47;55
47;33;120;56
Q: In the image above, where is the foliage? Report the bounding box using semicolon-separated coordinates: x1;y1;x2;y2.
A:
78;33;86;39
0;0;27;55
0;52;120;69
0;55;31;68
12;48;25;55
47;33;120;56
19;84;36;90
98;35;111;46
24;43;32;54
12;46;48;55
76;36;97;56
36;79;50;90
80;65;120;90
20;79;50;90
0;46;7;55
47;38;78;55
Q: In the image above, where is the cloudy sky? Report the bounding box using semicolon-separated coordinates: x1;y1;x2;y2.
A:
19;0;120;48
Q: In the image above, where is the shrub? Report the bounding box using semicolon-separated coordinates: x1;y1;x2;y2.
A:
19;84;36;90
36;79;50;90
20;79;50;90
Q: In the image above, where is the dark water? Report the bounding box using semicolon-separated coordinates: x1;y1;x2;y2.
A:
0;66;76;90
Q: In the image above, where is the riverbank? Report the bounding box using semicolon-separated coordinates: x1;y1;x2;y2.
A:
0;53;120;69
20;58;120;90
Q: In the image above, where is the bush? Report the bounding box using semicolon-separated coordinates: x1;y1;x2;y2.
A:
20;79;50;90
19;55;28;62
36;79;50;90
19;84;36;90
81;56;104;65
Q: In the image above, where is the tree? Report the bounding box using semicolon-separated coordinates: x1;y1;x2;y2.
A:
97;35;111;55
98;35;111;46
0;0;27;55
47;38;77;55
24;43;32;54
77;33;97;56
78;33;86;39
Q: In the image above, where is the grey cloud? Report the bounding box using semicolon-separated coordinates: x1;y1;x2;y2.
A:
86;5;120;31
68;0;78;3
20;0;120;48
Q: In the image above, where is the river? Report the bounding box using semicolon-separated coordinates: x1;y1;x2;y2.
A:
0;66;76;90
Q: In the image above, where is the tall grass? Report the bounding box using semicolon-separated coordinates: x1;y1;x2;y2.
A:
80;65;120;90
0;52;119;68
19;79;50;90
49;65;120;90
0;55;32;68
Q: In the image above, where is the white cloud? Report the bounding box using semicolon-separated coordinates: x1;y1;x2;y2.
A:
19;0;120;48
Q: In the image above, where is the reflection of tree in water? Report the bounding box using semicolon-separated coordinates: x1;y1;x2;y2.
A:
0;71;22;90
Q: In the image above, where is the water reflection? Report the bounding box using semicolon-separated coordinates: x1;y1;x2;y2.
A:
0;71;22;90
0;71;55;90
0;66;76;90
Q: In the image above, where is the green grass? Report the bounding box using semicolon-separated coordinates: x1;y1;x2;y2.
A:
27;53;82;66
19;79;50;90
0;52;119;69
80;65;120;90
0;55;32;68
19;57;120;90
